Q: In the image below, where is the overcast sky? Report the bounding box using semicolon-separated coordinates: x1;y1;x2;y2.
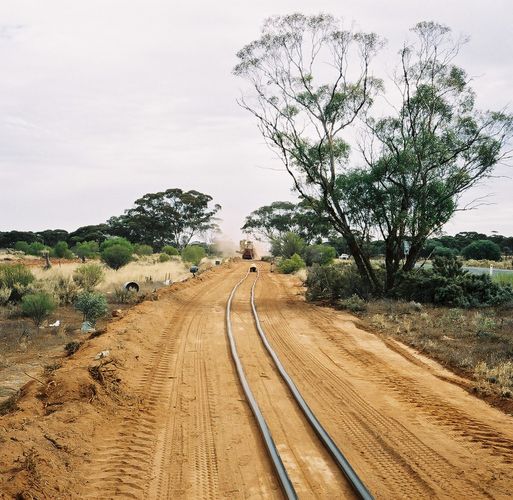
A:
0;0;511;242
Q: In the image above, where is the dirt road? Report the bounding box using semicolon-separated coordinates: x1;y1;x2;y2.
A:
2;261;513;498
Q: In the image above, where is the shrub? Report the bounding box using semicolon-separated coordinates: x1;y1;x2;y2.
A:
112;287;139;304
302;244;337;266
162;245;179;256
432;246;458;258
159;253;171;262
393;256;513;308
134;244;153;256
181;245;206;265
100;237;133;253
73;263;105;291
74;291;108;325
14;241;30;253
271;232;305;258
54;241;73;259
21;292;57;328
101;244;132;270
462;240;502;261
278;253;305;274
306;263;380;302
27;242;49;256
0;264;35;301
337;294;367;313
0;286;11;305
72;241;99;261
64;341;81;356
53;276;80;305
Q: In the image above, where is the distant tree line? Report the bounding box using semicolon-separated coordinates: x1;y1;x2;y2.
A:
0;188;221;254
243;201;511;263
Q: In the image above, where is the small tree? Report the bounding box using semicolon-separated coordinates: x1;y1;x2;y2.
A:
181;245;206;265
101;244;132;270
72;241;99;262
271;232;305;259
73;263;105;291
54;241;72;258
303;245;337;266
21;292;56;329
159;253;171;262
461;240;502;261
74;292;108;325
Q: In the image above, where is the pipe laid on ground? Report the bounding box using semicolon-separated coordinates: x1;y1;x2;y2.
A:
225;271;297;500
250;267;374;500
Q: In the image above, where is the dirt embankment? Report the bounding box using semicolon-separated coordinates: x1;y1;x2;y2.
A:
1;262;513;499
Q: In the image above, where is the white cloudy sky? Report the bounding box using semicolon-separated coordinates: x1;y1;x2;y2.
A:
0;0;511;240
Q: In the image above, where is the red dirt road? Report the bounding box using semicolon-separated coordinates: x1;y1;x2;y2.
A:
1;261;512;498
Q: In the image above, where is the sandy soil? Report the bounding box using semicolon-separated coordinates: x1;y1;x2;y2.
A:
1;262;512;499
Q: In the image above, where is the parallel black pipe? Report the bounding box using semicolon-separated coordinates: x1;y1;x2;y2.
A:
225;271;297;500
250;268;374;500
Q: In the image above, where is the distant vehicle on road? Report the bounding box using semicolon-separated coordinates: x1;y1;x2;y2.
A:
239;240;255;260
338;253;350;260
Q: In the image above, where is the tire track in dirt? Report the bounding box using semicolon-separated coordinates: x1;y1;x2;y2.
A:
256;270;501;499
81;264;282;499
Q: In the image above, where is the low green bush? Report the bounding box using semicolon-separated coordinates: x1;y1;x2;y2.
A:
162;245;179;256
181;245;206;265
73;263;105;291
101;244;132;270
0;264;35;301
72;241;99;261
278;253;305;274
74;291;108;325
392;256;513;308
134;244;153;256
52;276;80;305
302;244;337;266
54;241;73;259
337;294;367;313
21;292;57;328
305;263;380;302
159;253;171;262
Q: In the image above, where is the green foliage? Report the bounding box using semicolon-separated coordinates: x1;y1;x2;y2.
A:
100;237;133;253
54;241;71;258
14;241;30;253
72;241;99;261
271;232;305;258
112;287;139;304
101;244;132;270
0;286;11;305
74;291;108;325
162;245;179;256
181;245;206;265
432;246;459;258
159;253;171;262
306;263;380;303
461;240;502;261
73;263;105;291
337;294;367;313
16;241;51;256
134;244;153;256
21;292;56;327
107;188;221;250
393;256;513;307
0;264;35;301
278;253;305;274
302;244;336;266
52;276;80;305
0;264;35;289
242;200;332;243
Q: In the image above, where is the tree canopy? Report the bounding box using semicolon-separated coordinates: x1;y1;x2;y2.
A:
235;15;513;293
108;188;221;250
